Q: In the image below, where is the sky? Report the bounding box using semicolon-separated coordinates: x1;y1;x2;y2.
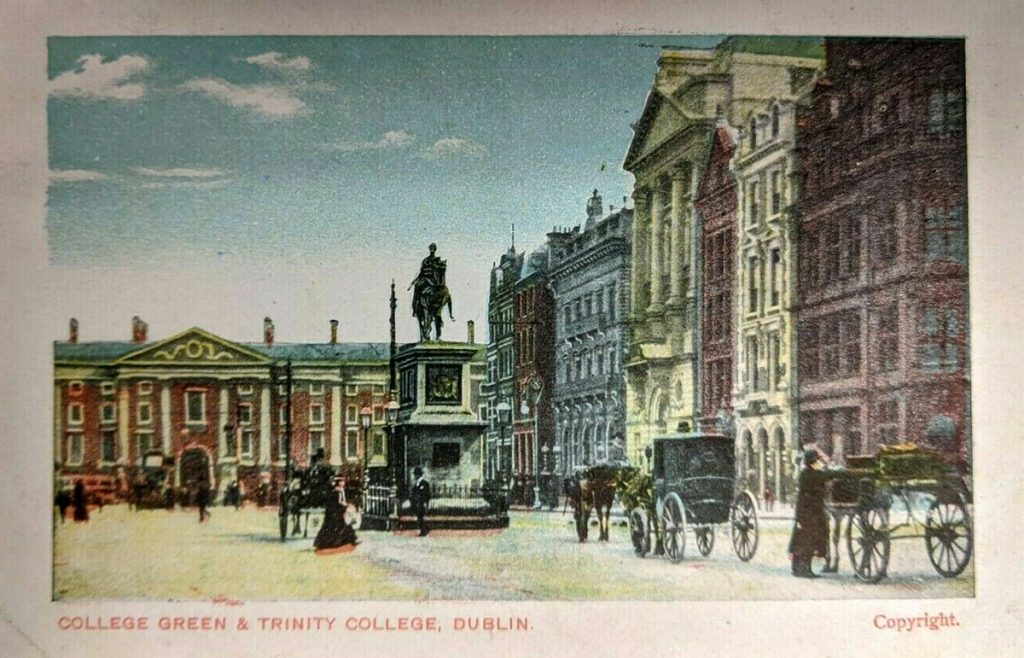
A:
47;35;724;344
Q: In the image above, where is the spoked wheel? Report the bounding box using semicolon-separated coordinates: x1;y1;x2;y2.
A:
629;508;651;558
925;497;972;578
847;506;891;583
660;493;687;564
694;526;715;556
730;491;759;561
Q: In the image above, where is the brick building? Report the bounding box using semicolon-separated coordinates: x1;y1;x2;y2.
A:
54;317;392;500
794;38;969;465
483;246;523;479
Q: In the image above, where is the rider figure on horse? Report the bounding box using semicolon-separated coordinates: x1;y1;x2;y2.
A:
409;243;455;341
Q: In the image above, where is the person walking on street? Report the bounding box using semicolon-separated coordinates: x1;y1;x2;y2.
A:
409;467;431;537
764;486;775;512
55;485;71;524
72;480;89;522
196;480;211;523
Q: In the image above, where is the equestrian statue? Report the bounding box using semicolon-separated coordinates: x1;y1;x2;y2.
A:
409;243;455;341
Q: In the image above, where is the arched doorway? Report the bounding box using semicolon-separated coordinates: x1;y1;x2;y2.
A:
757;428;769;504
773;427;786;503
179;448;211;499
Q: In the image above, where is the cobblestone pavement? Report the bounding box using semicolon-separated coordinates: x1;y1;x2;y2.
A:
53;505;973;601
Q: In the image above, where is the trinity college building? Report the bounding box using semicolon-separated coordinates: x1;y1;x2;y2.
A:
53;317;394;498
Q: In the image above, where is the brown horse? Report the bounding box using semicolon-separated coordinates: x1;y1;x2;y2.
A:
565;465;623;542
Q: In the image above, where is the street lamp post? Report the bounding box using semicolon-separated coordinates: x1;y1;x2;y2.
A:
540;442;550;508
385;398;400;528
495;400;511;503
360;405;372;507
551;443;562;510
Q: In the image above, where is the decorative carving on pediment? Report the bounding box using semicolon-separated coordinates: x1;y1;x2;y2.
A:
153;338;240;362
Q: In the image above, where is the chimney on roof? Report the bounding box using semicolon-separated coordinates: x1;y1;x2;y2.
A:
68;318;79;344
330;319;339;344
467;320;475;344
264;317;274;346
131;316;148;343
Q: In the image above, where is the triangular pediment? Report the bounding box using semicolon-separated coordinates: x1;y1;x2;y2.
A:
115;327;271;365
625;90;697;170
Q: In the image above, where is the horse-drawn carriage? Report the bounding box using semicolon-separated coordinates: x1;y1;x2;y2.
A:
824;443;972;583
133;450;175;509
278;461;340;539
627;431;760;563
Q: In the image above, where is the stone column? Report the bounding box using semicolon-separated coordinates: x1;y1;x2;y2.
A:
117;385;130;465
330;385;342;466
160;384;171;453
649;184;666;312
669;167;687;305
629;187;648;320
260;385;272;467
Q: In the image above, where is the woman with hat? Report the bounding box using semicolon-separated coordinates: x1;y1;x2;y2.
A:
788;448;830;578
314;476;358;553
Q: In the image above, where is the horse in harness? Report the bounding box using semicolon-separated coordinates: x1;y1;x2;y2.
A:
564;465;623;542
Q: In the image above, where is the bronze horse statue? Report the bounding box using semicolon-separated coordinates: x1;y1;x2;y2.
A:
564;464;624;542
409;243;455;341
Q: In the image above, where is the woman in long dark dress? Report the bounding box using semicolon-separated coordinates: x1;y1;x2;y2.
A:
788;449;829;577
72;480;89;522
314;477;357;552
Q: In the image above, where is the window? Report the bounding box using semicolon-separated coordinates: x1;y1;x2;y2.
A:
841;216;861;277
345;405;357;424
842;313;861;375
925;206;966;262
928;90;964;133
137;432;153;456
241;430;254;458
770;171;781;215
67;434;83;465
345;429;359;460
185;391;206;424
372;431;385;457
101;403;116;424
875;209;899;263
346;384;358;396
68;381;84;395
68;403;83;425
769;248;781;307
278;406;289;425
138;381;152;395
137;402;152;425
101;431;116;463
768;332;782;388
874;305;900;372
575;298;582;321
101;381;115;396
596;352;605;375
563;305;572;326
585;293;593;317
238;403;253;425
310;403;324;425
479;405;488;422
747;256;759;313
748;181;759;225
771;105;780;137
607;286;616;321
310;431;324;456
746;336;760;391
803;231;820;288
749;119;757;149
824;225;841;282
237;383;254;396
920;309;960;370
874;399;900;446
805;311;861;382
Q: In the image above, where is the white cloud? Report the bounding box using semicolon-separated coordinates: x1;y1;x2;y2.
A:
49;169;108;182
181;78;306;118
133;167;228;178
50;54;150;101
421;138;487;161
244;52;312;72
332;130;415;152
141;180;229;190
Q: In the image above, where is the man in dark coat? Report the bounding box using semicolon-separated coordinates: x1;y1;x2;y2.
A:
409;467;431;537
788;449;830;578
196;480;211;522
55;486;71;524
72;480;89;522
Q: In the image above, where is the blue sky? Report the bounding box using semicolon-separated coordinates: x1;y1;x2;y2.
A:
47;36;723;343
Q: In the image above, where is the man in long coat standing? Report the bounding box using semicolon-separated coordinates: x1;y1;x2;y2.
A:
409;467;431;537
788;449;829;577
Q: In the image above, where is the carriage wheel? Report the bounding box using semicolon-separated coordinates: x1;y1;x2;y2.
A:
660;493;687;564
730;491;759;561
925;498;972;578
629;508;650;558
694;527;715;557
846;507;890;583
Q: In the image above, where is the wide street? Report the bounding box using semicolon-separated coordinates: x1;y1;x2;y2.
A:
53;504;972;601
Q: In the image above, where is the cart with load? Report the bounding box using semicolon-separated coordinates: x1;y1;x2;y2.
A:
825;443;972;583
